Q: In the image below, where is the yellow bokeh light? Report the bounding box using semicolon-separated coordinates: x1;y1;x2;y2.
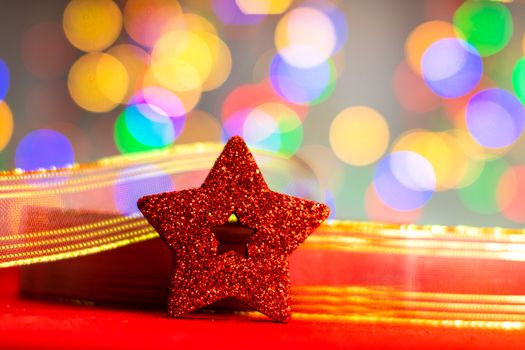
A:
405;20;457;74
275;7;336;68
392;129;486;190
0;101;13;151
168;13;217;35
236;0;292;14
68;53;129;113
63;0;122;52
151;30;213;91
329;106;390;166
142;68;202;114
108;44;150;103
199;33;232;91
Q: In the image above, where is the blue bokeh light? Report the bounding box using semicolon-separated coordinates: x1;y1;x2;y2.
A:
15;129;74;171
0;59;10;100
466;88;525;148
421;38;483;98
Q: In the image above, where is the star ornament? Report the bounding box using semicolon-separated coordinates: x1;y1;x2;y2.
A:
137;136;330;322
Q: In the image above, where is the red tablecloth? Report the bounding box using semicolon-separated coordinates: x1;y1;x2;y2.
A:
1;268;524;350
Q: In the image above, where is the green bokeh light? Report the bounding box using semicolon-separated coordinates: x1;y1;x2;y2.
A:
454;1;513;57
458;159;508;214
114;106;174;154
512;57;525;104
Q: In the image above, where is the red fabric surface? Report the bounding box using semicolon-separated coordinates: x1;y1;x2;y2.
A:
1;268;525;350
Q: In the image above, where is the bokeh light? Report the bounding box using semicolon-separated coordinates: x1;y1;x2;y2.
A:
21;22;76;80
421;38;482;98
0;59;9;100
0;101;13;151
123;0;182;47
275;7;336;68
302;0;348;53
212;0;265;26
108;44;150;103
270;54;336;105
466;88;525;148
223;102;303;156
222;81;309;123
113;166;174;215
329;106;389;166
512;57;525;105
392;130;485;191
459;159;508;214
454;0;513;57
63;0;122;52
151;30;212;92
68;52;129;113
15;129;74;171
175;110;222;144
142;67;202;114
236;0;292;14
114;100;183;154
365;183;422;223
392;61;440;113
497;165;525;223
373;151;436;211
405;20;457;74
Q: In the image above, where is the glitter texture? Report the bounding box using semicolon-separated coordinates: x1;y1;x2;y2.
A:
137;136;330;322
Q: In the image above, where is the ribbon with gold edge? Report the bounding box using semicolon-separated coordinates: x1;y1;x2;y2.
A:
3;142;525;330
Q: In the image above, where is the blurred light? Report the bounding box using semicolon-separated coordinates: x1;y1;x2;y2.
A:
63;0;122;52
421;38;482;98
270;54;336;105
142;68;201;114
113;165;174;215
392;130;484;190
303;0;348;53
512;57;525;105
124;0;182;47
151;30;212;91
373;151;435;211
329;106;389;166
223;102;303;156
21;22;76;80
15;129;74;171
176;110;222;144
68;53;129;113
275;7;336;68
466;88;525;148
405;20;457;74
108;44;150;103
365;183;421;223
454;0;513;57
212;0;265;26
459;159;507;214
392;61;440;113
236;0;292;14
0;101;13;151
441;76;492;122
133;86;186;119
498;165;525;223
0;59;9;100
222;81;309;123
114;103;180;154
200;34;232;91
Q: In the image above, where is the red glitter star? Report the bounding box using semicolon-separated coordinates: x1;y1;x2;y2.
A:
137;136;329;322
